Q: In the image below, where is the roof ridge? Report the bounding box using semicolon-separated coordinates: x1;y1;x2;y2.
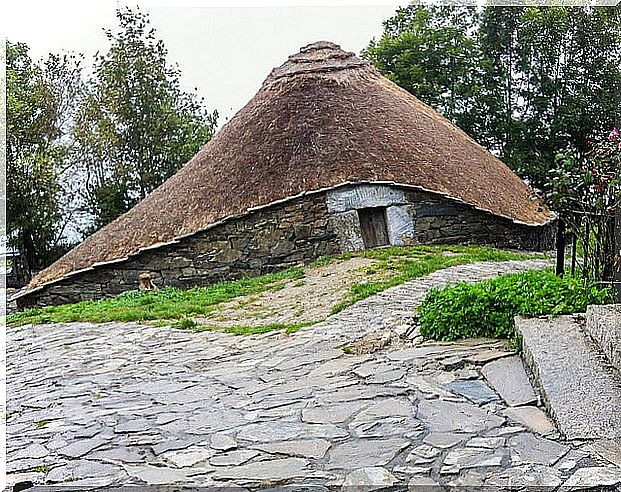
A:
299;40;342;52
267;40;369;82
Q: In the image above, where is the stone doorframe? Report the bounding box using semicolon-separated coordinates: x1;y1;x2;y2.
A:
326;184;416;252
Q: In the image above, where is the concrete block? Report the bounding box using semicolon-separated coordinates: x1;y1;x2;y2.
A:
516;315;621;439
586;304;621;373
326;184;405;213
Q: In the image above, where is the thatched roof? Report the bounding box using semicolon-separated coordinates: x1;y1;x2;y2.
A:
29;41;554;290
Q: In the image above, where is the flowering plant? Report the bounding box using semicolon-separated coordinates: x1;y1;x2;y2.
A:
547;129;621;216
546;129;620;283
588;128;621;212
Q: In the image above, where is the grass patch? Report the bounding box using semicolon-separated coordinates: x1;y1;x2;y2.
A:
35;465;52;473
418;269;613;342
35;419;50;428
8;245;544;328
509;332;523;353
308;256;333;268
340;344;354;354
266;282;288;292
195;321;317;336
331;245;539;313
8;267;305;326
172;317;199;330
283;321;316;334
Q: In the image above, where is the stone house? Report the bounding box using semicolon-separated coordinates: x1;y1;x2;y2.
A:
16;42;555;308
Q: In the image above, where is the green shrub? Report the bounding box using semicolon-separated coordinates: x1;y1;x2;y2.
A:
418;269;612;341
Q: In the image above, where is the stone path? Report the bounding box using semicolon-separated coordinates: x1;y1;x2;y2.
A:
6;259;621;490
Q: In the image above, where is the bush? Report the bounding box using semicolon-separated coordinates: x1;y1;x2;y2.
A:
418;269;612;341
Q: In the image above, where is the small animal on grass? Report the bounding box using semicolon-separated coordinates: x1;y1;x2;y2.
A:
139;272;158;291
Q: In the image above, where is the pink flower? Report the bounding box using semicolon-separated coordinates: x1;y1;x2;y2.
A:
610;128;620;141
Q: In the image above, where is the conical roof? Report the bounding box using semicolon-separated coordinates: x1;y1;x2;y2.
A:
29;41;554;289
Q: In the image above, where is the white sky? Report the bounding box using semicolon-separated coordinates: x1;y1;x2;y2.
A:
3;0;405;124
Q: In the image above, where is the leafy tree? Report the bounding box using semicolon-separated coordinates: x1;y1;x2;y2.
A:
6;41;81;280
363;5;621;190
73;7;218;231
479;6;620;187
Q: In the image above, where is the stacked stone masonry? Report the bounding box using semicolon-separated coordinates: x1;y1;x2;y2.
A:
18;185;555;308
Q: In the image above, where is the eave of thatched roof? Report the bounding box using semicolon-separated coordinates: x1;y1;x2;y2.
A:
26;41;555;292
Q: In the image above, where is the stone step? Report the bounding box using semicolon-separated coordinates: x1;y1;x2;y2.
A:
516;315;621;440
481;355;538;407
586;304;621;373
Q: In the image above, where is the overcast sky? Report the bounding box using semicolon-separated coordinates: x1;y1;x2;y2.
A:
3;0;404;124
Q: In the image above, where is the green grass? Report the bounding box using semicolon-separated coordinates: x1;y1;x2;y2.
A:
330;245;540;313
8;267;304;326
35;420;50;428
418;269;613;342
308;256;334;268
190;321;317;336
8;245;544;328
172;317;199;330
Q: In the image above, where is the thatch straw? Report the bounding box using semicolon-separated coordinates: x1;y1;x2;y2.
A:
29;41;553;290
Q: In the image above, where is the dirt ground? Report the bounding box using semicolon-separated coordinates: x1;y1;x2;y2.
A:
194;257;377;328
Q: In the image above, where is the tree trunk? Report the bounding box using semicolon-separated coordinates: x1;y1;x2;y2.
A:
21;229;38;280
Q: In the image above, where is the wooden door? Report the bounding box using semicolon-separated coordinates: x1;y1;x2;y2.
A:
358;207;389;249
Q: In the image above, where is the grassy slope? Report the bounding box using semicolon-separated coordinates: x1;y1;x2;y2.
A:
8;267;304;326
331;245;535;313
8;245;540;330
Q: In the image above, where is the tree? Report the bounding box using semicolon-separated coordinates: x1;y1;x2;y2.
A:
363;5;621;191
6;41;81;280
73;7;218;231
479;6;620;187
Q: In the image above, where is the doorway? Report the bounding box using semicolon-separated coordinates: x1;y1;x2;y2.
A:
358;207;389;249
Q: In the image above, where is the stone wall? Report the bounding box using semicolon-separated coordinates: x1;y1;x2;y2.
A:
586;304;621;374
405;190;556;251
18;194;340;308
326;185;555;252
17;185;555;309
